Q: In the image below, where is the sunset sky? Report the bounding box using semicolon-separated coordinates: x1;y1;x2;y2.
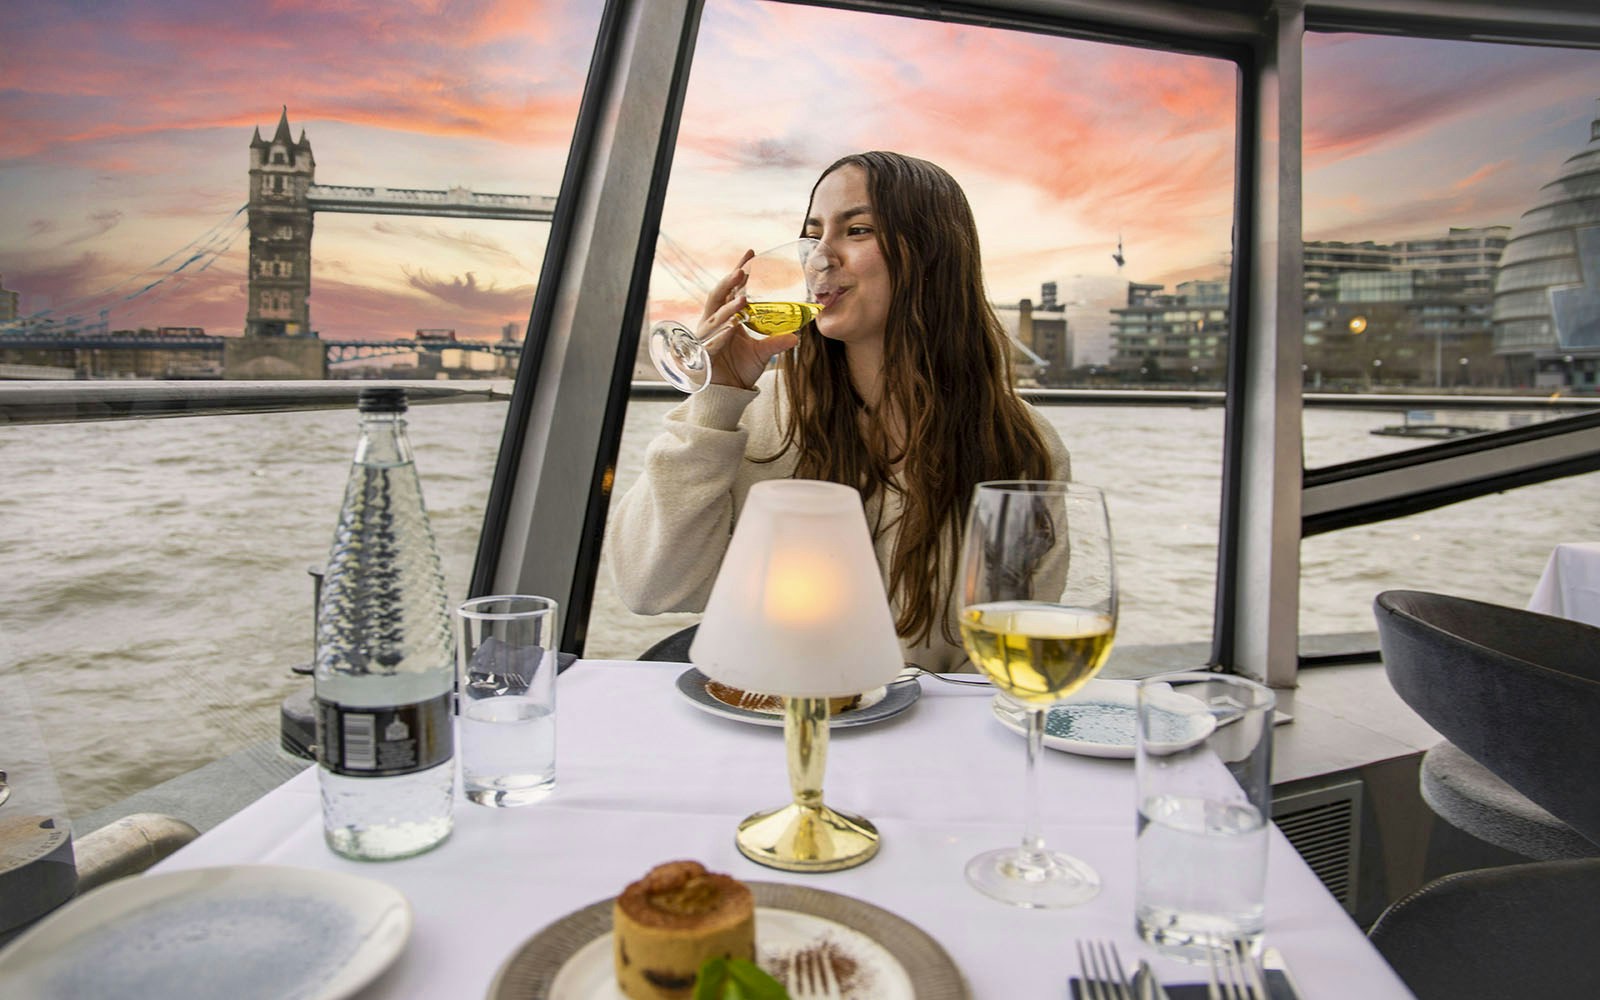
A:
1;0;1595;342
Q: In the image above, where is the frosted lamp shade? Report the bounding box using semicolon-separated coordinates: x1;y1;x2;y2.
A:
691;479;903;698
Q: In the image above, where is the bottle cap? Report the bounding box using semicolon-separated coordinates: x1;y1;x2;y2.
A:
357;386;408;413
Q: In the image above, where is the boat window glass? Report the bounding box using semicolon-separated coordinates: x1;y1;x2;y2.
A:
0;0;603;822
1298;31;1599;655
1300;33;1598;467
1300;469;1599;645
586;0;1239;670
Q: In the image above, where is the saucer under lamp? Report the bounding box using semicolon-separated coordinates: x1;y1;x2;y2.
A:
690;479;904;872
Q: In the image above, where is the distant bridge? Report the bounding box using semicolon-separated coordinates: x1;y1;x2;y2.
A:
321;337;521;363
306;184;555;222
0;332;521;365
0;333;224;351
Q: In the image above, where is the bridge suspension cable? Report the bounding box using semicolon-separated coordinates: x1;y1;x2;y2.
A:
115;215;250;320
6;205;249;333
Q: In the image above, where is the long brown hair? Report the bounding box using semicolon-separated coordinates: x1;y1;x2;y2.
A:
768;151;1054;646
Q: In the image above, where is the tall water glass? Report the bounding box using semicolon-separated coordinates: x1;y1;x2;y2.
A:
958;481;1117;908
456;596;559;806
1135;672;1276;961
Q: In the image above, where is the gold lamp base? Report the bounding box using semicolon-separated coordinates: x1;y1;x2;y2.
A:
732;694;881;873
735;802;880;872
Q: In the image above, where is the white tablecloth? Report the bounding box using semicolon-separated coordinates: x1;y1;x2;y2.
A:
156;662;1412;998
1528;541;1600;627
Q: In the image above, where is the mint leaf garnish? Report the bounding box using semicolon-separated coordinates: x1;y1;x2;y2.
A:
693;956;788;1000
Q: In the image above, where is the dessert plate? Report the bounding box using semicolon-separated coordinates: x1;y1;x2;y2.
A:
0;864;411;1000
990;679;1216;758
675;668;921;729
490;882;967;1000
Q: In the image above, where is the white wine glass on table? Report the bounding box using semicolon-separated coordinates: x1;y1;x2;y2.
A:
958;480;1117;907
648;238;829;393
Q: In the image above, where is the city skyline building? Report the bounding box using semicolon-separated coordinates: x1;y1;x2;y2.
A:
1107;278;1229;382
1395;226;1509;297
1093;225;1510;388
1492;99;1600;392
1304;241;1395;303
1304;269;1495;388
994;292;1069;384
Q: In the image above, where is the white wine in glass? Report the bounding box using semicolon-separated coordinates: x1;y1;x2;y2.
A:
958;480;1117;908
959;603;1114;703
649;238;828;392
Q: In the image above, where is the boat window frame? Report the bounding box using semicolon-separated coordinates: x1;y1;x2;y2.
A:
450;0;1600;686
470;0;1268;667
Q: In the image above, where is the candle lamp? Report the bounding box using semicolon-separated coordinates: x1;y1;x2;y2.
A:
690;479;903;872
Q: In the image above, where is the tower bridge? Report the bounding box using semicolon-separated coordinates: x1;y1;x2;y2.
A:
1;110;548;378
245;107;553;351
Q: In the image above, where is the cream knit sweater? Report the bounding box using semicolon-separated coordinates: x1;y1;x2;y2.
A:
604;372;1071;672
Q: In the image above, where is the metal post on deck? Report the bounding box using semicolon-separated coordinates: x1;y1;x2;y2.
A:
1218;0;1304;689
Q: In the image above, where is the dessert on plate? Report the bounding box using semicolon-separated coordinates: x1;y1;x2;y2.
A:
613;860;756;998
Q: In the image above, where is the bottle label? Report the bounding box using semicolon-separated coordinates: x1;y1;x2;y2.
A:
315;692;454;777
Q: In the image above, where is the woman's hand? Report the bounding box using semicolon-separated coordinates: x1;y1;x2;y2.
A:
701;250;800;390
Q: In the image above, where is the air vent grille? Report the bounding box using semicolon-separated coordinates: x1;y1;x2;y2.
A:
1273;779;1363;914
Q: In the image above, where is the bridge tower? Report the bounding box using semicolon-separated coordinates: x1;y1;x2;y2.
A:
246;108;315;337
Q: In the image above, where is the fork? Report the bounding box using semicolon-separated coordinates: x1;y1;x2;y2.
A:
1076;939;1135;1000
1205;937;1266;1000
788;949;842;1000
895;664;992;686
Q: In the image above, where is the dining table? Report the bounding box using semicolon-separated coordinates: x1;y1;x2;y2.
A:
150;660;1415;998
1527;541;1600;627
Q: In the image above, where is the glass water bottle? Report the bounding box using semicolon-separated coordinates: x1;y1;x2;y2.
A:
314;385;454;860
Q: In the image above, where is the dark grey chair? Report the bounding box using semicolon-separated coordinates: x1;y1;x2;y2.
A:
1368;858;1600;999
1373;590;1600;859
638;624;698;662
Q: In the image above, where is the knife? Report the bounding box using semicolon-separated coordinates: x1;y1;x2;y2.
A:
1261;947;1303;1000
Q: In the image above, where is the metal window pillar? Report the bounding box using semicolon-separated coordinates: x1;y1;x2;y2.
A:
1223;0;1304;688
473;0;702;651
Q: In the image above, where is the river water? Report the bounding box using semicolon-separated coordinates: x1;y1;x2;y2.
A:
2;390;1593;816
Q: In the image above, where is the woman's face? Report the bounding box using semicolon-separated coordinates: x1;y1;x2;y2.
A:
802;164;891;348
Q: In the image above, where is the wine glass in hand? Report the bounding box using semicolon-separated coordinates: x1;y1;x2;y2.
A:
649;238;830;393
958;480;1117;907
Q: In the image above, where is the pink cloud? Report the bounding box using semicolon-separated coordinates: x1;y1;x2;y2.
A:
1302;33;1594;168
0;1;594;161
682;6;1237;244
1450;159;1513;193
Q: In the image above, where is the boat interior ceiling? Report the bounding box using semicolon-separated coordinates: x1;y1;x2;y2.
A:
808;0;1600;47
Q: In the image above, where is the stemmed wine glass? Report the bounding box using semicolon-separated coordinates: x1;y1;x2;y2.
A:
958;480;1118;907
648;238;829;393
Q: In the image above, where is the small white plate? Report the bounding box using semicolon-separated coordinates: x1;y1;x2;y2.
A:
991;679;1215;758
0;864;412;1000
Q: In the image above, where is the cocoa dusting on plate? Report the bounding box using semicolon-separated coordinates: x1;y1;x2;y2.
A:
706;681;784;713
767;936;873;998
704;681;867;716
